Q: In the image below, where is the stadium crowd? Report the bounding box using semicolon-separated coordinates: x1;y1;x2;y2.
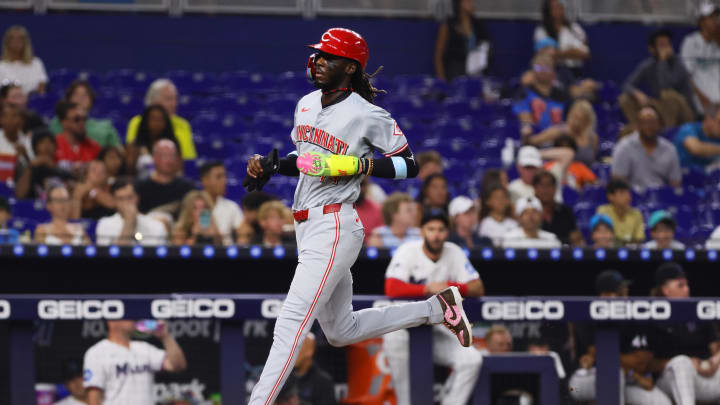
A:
3;1;720;404
3;2;720;251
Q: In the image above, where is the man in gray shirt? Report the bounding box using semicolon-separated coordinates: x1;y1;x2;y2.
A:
620;29;697;131
611;105;682;190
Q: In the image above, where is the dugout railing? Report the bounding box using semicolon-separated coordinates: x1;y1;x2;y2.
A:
2;294;719;405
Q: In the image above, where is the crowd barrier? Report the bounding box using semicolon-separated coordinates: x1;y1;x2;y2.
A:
2;294;719;405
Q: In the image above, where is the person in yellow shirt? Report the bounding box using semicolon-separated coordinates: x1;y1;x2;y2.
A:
596;179;646;245
125;78;196;160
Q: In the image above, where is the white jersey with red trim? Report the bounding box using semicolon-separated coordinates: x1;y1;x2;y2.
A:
385;240;480;285
290;90;408;210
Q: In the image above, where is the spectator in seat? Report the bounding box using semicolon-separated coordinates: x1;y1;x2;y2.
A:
126;105;180;179
643;210;685;250
236;191;276;245
596;179;645;245
355;178;383;244
570;270;672;405
533;169;583;246
417;173;449;214
384;209;484;405
705;222;720;249
503;196;561;248
514;52;570;139
200;161;243;246
83;320;186;405
480;168;508;193
254;200;293;247
13;129;74;200
620;29;696;132
0;26;47;94
479;183;518;246
0;196;19;244
681;2;720;115
590;213;616;248
125;79;196;160
674;104;720;170
34;184;90;245
70;159;115;220
527;99;598;167
546;135;597;192
416;150;444;181
54;360;87;405
0;82;45;132
368;192;421;248
508;145;573;203
98;146;127;185
448;195;491;249
434;0;491;81
650;262;720;405
134;139;194;220
0;104;31;181
612;105;682;190
292;333;336;405
535;0;590;76
96;178;167;246
172;190;222;246
49;80;121;148
54;101;101;173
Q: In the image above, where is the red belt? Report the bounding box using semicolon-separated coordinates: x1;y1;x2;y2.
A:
293;203;344;223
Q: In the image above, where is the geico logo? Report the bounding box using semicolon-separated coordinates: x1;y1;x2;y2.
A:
261;299;283;319
589;300;671;320
151;299;234;319
38;300;124;320
481;301;564;320
0;300;9;319
697;301;720;320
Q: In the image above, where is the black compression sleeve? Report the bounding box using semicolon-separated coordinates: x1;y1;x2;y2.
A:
277;155;299;177
362;147;419;179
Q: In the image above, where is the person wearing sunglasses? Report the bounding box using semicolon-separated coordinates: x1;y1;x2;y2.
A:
54;100;100;174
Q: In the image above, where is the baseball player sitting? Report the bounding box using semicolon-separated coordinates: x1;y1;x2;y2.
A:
649;263;720;405
570;270;671;405
383;209;485;405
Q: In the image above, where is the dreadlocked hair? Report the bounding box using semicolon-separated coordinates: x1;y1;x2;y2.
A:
351;65;386;104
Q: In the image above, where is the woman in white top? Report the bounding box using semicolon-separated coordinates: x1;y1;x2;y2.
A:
535;0;589;74
478;183;518;246
34;184;90;245
0;25;48;95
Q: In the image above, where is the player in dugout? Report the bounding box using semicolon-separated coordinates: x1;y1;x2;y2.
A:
383;209;485;405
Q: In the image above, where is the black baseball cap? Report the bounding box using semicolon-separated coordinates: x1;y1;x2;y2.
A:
595;270;631;294
654;262;686;287
420;209;449;227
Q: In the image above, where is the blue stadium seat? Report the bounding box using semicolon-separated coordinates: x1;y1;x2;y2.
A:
10;217;37;235
0;182;13;198
10;200;50;223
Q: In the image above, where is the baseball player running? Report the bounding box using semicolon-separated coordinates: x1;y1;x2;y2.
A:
383;210;485;405
244;28;473;405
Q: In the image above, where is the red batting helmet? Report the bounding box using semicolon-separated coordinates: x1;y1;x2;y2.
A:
308;28;369;70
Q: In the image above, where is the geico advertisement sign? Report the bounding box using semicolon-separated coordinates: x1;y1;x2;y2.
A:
261;299;284;319
0;300;9;319
481;301;564;320
589;300;671;320
38;300;124;319
151;299;235;319
697;301;720;320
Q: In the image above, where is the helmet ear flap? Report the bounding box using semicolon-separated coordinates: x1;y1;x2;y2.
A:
306;53;318;83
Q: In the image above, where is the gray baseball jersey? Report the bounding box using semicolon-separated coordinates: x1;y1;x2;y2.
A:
290;90;408;210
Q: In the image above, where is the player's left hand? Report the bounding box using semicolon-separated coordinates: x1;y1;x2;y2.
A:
152;320;169;339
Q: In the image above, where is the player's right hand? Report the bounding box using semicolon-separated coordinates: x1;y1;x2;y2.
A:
247;154;265;178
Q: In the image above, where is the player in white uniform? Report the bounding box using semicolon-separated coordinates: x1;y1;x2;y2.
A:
383;210;485;405
83;320;187;405
244;28;474;405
